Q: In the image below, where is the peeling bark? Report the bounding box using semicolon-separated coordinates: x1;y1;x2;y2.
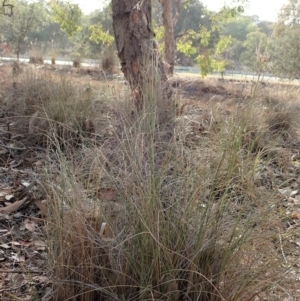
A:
112;0;172;120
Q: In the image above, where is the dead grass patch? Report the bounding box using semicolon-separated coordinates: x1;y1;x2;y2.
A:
44;87;293;301
1;64;299;300
1;67;102;148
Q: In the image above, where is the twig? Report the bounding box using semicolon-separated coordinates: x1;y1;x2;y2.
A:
0;141;26;151
286;222;300;231
0;285;23;293
278;233;288;264
17;181;36;199
2;269;44;274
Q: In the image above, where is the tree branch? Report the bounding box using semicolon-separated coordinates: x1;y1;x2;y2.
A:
173;0;182;26
173;0;190;26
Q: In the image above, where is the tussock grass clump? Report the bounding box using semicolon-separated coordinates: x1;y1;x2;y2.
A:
45;92;291;301
101;50;116;73
50;50;57;65
29;54;44;64
73;59;81;68
267;110;293;134
72;52;82;68
11;61;21;76
4;69;96;147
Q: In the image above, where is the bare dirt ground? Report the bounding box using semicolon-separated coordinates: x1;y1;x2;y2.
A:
1;61;300;300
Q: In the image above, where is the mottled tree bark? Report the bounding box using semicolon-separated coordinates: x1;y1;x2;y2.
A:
159;0;176;76
112;0;172;119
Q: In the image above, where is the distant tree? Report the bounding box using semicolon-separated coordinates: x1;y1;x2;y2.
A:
221;16;259;41
89;24;113;46
257;21;274;36
88;4;114;49
276;0;300;30
28;19;69;53
173;0;209;66
240;31;270;73
174;0;209;37
222;38;244;68
153;0;247;74
174;6;240;76
272;0;300;79
82;3;114;58
221;16;269;69
0;0;41;60
49;0;82;37
271;28;300;79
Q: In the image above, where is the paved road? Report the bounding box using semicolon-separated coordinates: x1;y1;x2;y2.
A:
0;56;100;67
1;56;297;84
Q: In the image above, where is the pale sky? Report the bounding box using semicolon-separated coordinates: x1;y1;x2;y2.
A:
202;0;288;22
73;0;289;22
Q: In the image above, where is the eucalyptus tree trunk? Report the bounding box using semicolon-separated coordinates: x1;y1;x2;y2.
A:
112;0;172;121
159;0;176;76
